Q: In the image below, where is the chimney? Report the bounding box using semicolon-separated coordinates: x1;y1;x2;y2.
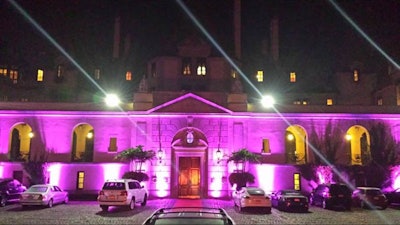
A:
234;0;241;60
113;16;121;59
270;16;279;62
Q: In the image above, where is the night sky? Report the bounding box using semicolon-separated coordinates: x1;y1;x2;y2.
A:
1;0;399;92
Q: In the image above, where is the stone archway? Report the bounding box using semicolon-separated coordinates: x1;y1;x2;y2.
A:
345;125;371;165
285;125;308;164
170;127;208;198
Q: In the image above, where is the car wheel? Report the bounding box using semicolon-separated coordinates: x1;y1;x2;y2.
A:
0;196;6;207
47;199;53;208
141;195;147;206
129;198;135;210
100;205;109;212
64;196;69;204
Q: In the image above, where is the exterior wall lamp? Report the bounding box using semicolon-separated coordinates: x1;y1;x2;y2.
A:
216;149;222;164
28;132;34;138
157;149;163;164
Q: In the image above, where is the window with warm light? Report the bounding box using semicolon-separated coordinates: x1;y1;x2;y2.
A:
37;69;44;82
256;70;263;82
57;65;63;78
182;58;191;75
326;98;333;105
262;139;270;154
196;58;206;76
353;69;359;82
76;171;85;190
10;69;18;84
231;70;237;78
0;67;7;76
108;137;118;152
290;72;296;83
294;173;301;190
302;100;308;105
125;71;132;81
94;69;100;80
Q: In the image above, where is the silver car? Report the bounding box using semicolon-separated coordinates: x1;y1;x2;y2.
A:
233;187;272;213
20;184;69;208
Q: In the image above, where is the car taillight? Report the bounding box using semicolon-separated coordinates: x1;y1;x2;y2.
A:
120;191;127;196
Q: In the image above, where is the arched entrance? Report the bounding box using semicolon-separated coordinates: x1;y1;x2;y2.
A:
72;123;94;162
345;125;371;165
8;123;33;161
170;127;208;199
285;125;308;164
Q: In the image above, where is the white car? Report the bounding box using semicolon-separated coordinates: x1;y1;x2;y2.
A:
233;187;271;213
20;184;69;208
97;179;148;211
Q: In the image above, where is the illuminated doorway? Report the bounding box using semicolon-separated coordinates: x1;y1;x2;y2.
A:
285;125;307;164
72;124;94;162
345;125;371;165
178;157;200;198
9;123;33;161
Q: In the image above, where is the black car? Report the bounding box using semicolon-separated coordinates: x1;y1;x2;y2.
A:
310;183;352;210
0;178;27;207
271;189;309;212
384;188;400;205
142;207;236;225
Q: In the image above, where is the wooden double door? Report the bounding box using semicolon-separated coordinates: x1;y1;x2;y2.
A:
178;157;200;198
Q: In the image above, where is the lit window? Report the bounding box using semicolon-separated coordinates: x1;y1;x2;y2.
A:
108;137;118;152
326;98;333;105
294;173;300;190
293;100;301;105
76;171;85;190
377;97;383;106
256;70;263;82
57;65;63;78
126;71;132;81
182;58;191;75
94;69;100;80
302;100;308;105
10;69;18;84
0;68;7;76
231;70;237;78
37;69;44;82
183;65;191;75
262;139;270;154
353;69;359;82
290;72;296;83
197;64;206;76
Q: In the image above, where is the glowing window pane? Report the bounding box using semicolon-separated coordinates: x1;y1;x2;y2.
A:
353;70;359;82
294;173;300;190
290;72;296;83
256;70;263;82
126;71;132;81
94;69;101;80
108;137;118;152
326;98;333;105
57;65;62;78
37;69;44;82
183;65;191;75
0;68;7;76
77;171;84;190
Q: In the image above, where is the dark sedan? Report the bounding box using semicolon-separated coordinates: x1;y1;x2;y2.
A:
384;188;400;205
271;189;309;212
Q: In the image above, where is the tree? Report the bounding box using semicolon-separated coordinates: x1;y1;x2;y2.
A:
114;145;156;172
227;148;260;172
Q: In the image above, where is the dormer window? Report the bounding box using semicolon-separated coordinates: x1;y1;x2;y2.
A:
126;71;132;81
256;70;263;82
182;58;191;75
94;69;101;80
353;69;359;82
37;69;44;82
196;58;206;76
290;72;296;83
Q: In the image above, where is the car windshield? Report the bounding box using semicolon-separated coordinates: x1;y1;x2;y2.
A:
28;186;48;192
103;182;125;190
365;189;382;195
331;185;351;195
247;188;265;196
154;218;225;225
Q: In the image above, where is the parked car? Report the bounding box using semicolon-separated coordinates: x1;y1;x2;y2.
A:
142;207;236;225
97;179;148;212
20;184;69;208
232;186;271;213
0;178;27;207
310;183;352;210
384;188;400;205
271;189;309;212
352;187;388;209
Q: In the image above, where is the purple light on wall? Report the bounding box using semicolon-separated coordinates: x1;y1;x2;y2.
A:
155;166;169;197
392;166;400;190
315;166;333;184
255;164;275;193
0;163;4;177
102;163;125;181
210;169;223;198
47;163;62;186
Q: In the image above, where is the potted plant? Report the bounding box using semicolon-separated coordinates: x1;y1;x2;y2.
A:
115;145;155;180
227;148;260;190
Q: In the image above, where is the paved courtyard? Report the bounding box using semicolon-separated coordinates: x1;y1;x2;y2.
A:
1;198;399;225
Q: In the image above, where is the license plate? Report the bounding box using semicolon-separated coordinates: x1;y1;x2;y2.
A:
294;198;300;202
338;194;344;197
108;195;115;200
254;200;261;203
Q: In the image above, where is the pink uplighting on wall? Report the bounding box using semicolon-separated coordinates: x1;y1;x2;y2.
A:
316;166;333;184
155;165;169;197
0;163;4;178
102;163;125;181
47;163;62;186
210;170;223;198
392;165;400;190
255;164;275;193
